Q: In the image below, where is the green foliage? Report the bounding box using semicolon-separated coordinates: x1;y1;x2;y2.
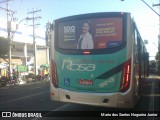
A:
0;37;9;57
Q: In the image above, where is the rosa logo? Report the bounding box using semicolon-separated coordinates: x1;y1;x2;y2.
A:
62;60;96;71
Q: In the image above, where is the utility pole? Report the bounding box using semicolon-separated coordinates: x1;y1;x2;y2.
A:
153;0;160;72
27;9;41;75
0;0;15;77
153;1;160;51
45;22;52;64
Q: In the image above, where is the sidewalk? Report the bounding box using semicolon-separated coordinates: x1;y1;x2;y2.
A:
19;78;50;86
144;74;160;89
148;74;160;79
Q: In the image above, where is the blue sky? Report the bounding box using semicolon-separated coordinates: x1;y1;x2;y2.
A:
0;0;159;59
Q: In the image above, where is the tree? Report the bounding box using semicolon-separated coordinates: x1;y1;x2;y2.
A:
155;52;160;60
0;37;9;57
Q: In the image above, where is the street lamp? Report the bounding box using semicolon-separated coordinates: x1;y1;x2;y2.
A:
11;17;29;39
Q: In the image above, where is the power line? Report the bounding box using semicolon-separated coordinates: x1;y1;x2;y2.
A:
0;0;15;13
141;0;160;16
0;0;13;4
0;6;15;13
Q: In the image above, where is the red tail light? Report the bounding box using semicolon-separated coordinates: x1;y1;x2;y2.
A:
83;51;91;54
120;59;131;92
51;59;58;88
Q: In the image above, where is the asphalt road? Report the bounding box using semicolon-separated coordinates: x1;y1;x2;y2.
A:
0;80;64;111
0;74;159;120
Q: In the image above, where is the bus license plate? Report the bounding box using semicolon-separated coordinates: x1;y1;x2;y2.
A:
79;80;93;85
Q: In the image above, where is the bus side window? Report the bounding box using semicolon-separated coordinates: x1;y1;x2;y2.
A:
137;35;142;60
134;29;138;63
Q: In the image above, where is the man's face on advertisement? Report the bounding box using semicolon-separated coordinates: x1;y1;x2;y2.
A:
82;23;89;33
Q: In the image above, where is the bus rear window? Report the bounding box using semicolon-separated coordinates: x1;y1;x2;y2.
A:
57;18;123;50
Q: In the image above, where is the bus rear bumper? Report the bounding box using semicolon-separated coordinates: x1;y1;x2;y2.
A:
50;87;135;109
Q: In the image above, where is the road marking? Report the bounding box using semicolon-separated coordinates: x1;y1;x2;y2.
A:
149;82;155;110
144;84;152;86
148;75;160;79
0;91;49;105
148;81;155;120
143;94;160;97
53;103;70;111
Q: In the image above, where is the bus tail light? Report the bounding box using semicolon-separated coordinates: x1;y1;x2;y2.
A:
51;59;58;88
120;59;131;92
83;51;91;54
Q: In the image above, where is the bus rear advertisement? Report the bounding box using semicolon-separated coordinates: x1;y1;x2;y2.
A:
50;12;149;109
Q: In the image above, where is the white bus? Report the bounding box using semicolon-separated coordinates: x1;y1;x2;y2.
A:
50;12;149;108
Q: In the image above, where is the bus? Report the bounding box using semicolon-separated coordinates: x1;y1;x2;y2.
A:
50;12;149;109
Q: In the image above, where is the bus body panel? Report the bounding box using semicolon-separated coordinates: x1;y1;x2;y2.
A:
54;48;127;93
50;87;135;108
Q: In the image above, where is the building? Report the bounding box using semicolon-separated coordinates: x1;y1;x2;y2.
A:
0;18;49;74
